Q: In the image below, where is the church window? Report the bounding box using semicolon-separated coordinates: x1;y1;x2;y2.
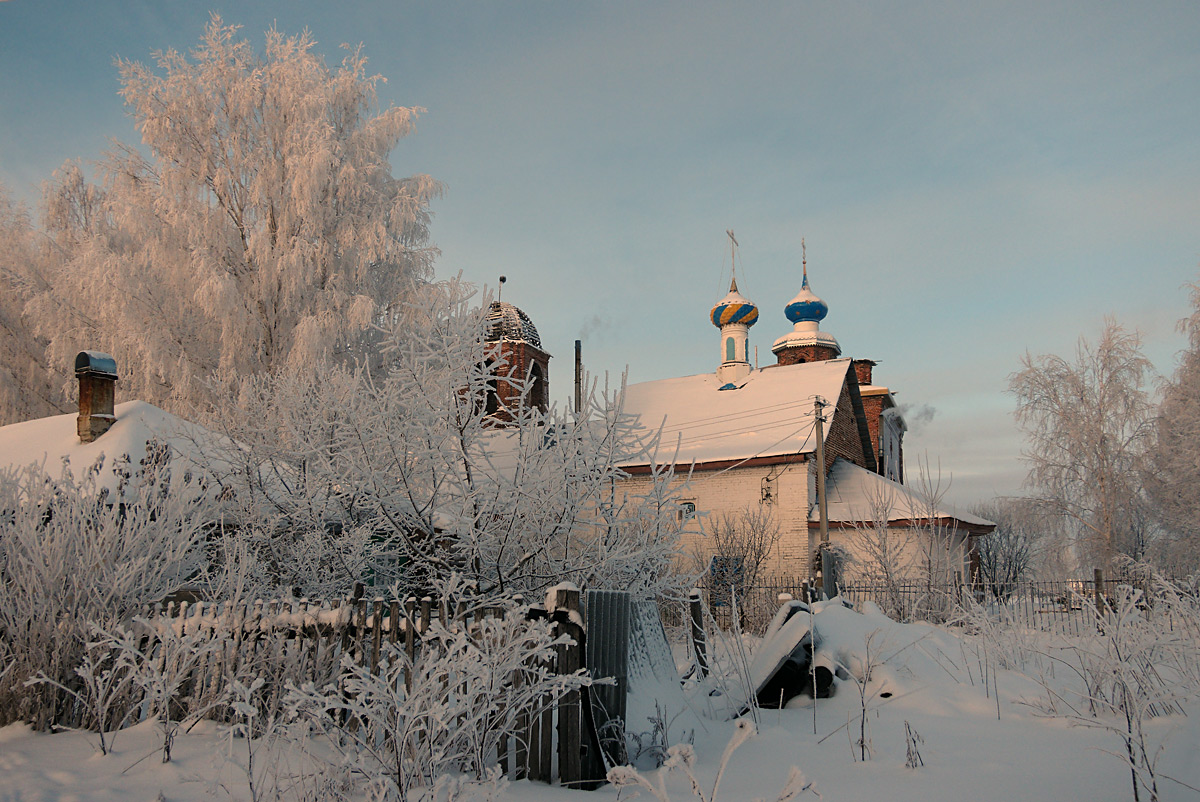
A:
677;500;697;523
725;337;735;361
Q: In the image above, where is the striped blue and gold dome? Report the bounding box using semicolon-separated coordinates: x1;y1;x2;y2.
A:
710;277;759;328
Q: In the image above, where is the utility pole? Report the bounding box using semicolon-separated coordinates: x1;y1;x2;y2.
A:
813;396;831;597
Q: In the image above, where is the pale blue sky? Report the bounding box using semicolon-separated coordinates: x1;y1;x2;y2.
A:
2;1;1198;508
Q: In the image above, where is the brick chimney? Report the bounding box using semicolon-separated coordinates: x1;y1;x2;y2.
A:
852;359;876;386
75;351;118;443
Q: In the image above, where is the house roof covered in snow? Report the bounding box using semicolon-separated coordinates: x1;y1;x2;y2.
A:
620;358;853;467
0;401;239;492
814;458;994;533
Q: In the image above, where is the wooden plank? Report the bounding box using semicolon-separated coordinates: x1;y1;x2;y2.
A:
420;596;432;637
514;666;528;780
370;598;384;676
404;597;417;691
538;676;553;782
387;601;400;646
556;587;583;787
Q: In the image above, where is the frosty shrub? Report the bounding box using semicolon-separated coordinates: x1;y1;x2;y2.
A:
24;624;141;755
206;279;691;603
1022;575;1200;802
0;453;217;729
285;604;590;801
607;720;818;802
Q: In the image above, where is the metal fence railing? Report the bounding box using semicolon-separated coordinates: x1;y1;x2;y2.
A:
692;574;1198;638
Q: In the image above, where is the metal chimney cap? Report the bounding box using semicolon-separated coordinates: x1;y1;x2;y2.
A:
74;351;118;379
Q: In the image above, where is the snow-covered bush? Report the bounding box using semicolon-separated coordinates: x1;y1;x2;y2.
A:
206;279;690;603
607;720;818;802
0;453;218;729
286;603;590;801
1015;573;1200;802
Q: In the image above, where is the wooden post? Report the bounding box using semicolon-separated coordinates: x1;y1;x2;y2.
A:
688;589;708;678
555;587;583;787
1094;568;1105;614
813;397;830;597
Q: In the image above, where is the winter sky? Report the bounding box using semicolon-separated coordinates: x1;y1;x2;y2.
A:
2;1;1198;509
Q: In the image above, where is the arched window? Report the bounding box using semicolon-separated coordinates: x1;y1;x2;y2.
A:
529;362;547;412
725;337;735;362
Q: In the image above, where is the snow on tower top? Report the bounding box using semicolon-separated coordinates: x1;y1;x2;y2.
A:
485;301;542;349
710;275;760;329
772;243;841;358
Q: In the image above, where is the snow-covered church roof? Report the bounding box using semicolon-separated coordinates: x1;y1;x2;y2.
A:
621;358;854;467
816;458;994;533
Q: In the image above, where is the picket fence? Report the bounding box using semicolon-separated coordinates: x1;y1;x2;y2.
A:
52;585;600;789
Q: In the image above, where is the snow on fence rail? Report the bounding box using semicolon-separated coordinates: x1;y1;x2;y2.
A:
47;585;600;789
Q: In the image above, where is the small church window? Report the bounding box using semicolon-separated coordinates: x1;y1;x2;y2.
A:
677;500;697;523
725;337;735;362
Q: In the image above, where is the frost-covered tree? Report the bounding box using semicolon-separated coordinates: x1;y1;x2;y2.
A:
696;506;782;596
28;17;439;412
1009;320;1156;568
0;185;64;425
970;498;1045;593
1146;280;1200;573
206;279;691;602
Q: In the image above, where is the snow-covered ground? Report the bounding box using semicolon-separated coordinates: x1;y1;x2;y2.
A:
6;599;1198;802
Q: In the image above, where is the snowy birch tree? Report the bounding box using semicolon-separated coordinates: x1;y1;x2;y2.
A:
1146;280;1200;573
1009;320;1156;569
28;17;440;412
0;186;64;425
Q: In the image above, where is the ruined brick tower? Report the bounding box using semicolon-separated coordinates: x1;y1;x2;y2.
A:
483;300;550;421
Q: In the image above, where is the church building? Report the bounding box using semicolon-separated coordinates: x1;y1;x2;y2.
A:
612;248;993;583
461;246;994;587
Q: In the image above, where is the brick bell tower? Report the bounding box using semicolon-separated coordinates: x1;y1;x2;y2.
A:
483;285;550;422
771;241;841;366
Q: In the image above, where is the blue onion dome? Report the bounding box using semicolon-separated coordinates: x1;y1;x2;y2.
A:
710;276;759;328
784;272;828;324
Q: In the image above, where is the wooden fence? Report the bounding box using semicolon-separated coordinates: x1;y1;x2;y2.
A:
52;585;600;789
